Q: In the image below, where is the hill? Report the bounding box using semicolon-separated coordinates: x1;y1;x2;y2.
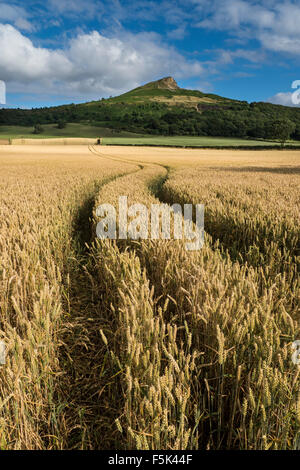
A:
88;76;239;109
1;77;300;141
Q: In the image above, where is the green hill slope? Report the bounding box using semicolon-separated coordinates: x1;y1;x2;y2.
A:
1;77;300;142
88;76;240;109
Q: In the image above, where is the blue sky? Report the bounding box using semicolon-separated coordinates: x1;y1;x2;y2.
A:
0;0;299;108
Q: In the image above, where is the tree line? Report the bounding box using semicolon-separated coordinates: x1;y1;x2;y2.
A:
0;99;299;143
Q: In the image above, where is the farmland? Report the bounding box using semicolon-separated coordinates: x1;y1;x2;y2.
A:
102;136;300;148
1;128;300;148
0;123;145;140
0;144;299;450
2;77;300;142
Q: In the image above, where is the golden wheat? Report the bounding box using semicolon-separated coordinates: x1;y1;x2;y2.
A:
0;144;299;450
0;148;137;449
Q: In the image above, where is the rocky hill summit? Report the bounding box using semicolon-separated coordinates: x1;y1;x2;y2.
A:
140;76;180;91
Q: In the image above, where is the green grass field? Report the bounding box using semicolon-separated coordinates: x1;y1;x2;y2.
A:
103;136;300;148
1;124;300;148
0;123;144;139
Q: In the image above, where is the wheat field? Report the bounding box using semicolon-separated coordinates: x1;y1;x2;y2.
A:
0;144;299;450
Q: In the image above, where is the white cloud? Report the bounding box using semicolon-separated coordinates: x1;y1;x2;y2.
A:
47;0;102;18
196;0;300;56
211;48;265;66
46;0;190;25
0;24;205;100
267;91;300;107
259;34;300;54
167;24;187;40
2;0;299;106
0;24;72;82
0;3;33;31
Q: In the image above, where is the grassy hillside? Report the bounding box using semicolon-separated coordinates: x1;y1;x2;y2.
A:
86;76;241;110
0;123;145;139
1;77;300;142
105;84;234;107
